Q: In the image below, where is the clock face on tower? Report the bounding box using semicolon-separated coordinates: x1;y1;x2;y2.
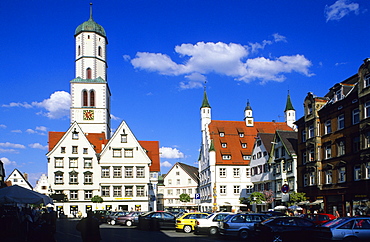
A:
83;110;94;120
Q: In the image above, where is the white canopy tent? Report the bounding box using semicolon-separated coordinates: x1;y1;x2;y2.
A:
0;185;53;205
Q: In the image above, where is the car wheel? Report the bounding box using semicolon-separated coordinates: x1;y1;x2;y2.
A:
183;225;192;233
238;229;249;239
126;220;133;227
110;219;116;225
272;234;283;242
209;227;218;235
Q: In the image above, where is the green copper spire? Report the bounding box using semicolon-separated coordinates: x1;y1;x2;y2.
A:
201;88;211;108
244;99;252;111
209;139;215;152
75;3;106;37
285;91;295;111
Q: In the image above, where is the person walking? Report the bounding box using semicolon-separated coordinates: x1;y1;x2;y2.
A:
76;211;101;242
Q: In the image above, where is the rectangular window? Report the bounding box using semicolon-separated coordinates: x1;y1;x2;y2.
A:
353;108;360;124
72;146;78;154
309;125;314;138
325;120;332;134
366;101;370;119
84;173;92;184
338;114;345;130
188;188;192;194
281;148;285;157
55;174;63;184
302;130;306;142
338;141;345;156
176;179;180;185
303;174;308;187
220;185;226;195
366;162;370;179
233;185;240;194
354;166;362;181
136;167;145;178
84;158;92;168
69;158;78;168
168;179;172;185
113;167;122;178
325;145;332;159
55;158;63;168
125;167;133;178
353;136;360;152
113;186;122;197
188;178;191;184
246;185;253;194
69;173;78;184
101;167;110;178
83;148;88;154
125;186;133;197
61;147;66;153
233;168;240;177
338;167;346;183
309;148;314;162
325;170;332;184
176;189;180;195
101;186;110;197
246;168;251;177
121;134;127;143
136;186;145;197
302;151;307;164
70;190;78;200
365;132;370;149
309;172;316;185
84;190;92;200
219;168;226;177
365;74;370;88
167;189;173;195
113;149;122;158
124;149;133;158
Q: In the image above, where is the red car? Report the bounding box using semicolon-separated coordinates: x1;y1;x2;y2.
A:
299;213;336;225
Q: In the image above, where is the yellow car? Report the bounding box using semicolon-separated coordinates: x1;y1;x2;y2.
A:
176;212;209;233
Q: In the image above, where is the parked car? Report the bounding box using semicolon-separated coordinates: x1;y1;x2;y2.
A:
300;213;336;225
260;211;287;217
116;211;144;226
138;211;176;230
194;212;233;235
219;213;271;239
93;210;113;223
314;217;370;241
165;208;187;217
107;211;128;225
176;212;209;233
254;216;316;242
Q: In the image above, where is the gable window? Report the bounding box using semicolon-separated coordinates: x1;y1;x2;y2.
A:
325;120;332;134
365;74;370;88
84;158;92;168
121;134;127;143
233;168;240;177
353;108;360;124
113;149;122;158
69;158;78;168
335;90;342;101
101;167;110;178
124;149;133;158
287;161;292;172
61;147;66;153
365;101;370;119
55;158;64;168
307;103;312;114
219;168;226;177
338;167;346;183
72;146;78;154
83;148;88;154
188;178;191;184
338;114;345;130
281;148;285;157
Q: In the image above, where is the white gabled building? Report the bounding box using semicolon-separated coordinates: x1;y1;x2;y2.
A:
34;174;50;195
6;169;33;190
47;5;160;217
162;162;199;210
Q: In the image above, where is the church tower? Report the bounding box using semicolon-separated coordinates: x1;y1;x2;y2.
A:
70;4;111;138
244;100;254;127
200;88;211;132
284;91;296;130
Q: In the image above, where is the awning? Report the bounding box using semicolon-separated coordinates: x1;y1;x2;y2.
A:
309;199;323;205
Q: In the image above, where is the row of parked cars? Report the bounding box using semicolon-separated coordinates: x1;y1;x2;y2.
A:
135;211;370;241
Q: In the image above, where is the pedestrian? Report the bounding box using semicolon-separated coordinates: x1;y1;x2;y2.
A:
335;210;340;218
76;211;101;242
77;210;82;218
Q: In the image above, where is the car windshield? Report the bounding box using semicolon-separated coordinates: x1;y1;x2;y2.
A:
321;218;348;228
206;213;214;219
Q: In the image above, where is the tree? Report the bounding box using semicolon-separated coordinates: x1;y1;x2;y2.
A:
50;193;68;202
91;195;103;203
248;192;266;204
263;190;275;204
179;193;191;203
288;192;307;206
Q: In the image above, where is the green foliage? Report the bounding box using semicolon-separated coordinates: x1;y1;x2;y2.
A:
91;195;103;203
179;193;191;203
288;192;307;206
248;192;266;204
50;193;68;202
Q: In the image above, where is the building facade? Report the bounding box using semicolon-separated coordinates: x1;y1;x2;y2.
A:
5;169;33;190
47;6;160;217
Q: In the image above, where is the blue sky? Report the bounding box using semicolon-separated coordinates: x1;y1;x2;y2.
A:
0;0;368;186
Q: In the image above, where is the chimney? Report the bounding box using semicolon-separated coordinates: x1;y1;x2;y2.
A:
23;173;28;181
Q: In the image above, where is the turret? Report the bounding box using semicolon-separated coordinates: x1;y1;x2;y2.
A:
284;91;296;130
244;100;254;127
200;88;211;131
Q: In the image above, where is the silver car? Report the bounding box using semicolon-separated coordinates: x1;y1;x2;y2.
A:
219;213;271;239
316;217;370;241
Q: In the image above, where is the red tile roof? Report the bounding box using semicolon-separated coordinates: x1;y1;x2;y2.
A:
208;120;293;166
139;141;160;172
48;132;108;153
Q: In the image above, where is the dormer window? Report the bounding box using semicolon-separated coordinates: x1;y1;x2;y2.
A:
222;154;231;160
72;129;79;139
239;132;244;137
221;143;227;148
335;89;342;101
219;132;225;137
241;143;247;148
307;104;312;114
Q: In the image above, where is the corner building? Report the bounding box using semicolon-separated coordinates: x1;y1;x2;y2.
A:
47;6;160;217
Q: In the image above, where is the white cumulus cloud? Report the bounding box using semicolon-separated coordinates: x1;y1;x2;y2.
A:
325;0;359;22
32;91;71;119
0;124;6;128
29;143;48;150
0;157;17;166
0;142;26;149
130;35;312;88
160;161;173;168
160;147;185;159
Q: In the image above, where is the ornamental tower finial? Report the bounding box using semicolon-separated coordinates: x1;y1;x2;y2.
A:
89;3;93;20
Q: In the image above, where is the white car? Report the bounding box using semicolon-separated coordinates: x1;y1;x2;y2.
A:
194;212;233;235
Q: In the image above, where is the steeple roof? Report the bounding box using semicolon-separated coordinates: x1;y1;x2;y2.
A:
201;88;211;108
75;3;106;37
244;100;252;111
285;91;295;111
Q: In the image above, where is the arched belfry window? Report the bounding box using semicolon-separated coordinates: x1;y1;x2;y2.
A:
86;68;92;79
78;45;81;56
82;90;88;107
90;90;95;107
98;46;102;57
